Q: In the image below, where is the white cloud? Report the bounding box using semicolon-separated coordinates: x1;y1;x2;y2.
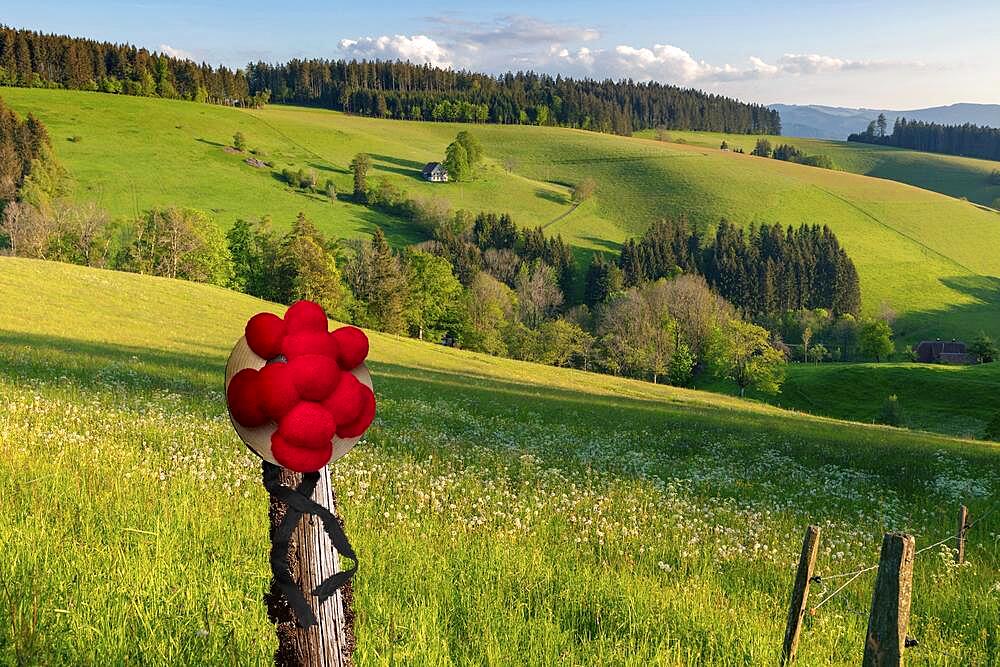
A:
159;44;194;61
337;35;452;68
552;44;921;84
428;15;599;49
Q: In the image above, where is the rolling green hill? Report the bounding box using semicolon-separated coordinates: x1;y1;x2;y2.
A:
643;128;1000;208
0;257;997;664
5;88;1000;341
700;361;1000;439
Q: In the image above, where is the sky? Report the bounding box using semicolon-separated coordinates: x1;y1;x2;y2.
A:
7;0;1000;109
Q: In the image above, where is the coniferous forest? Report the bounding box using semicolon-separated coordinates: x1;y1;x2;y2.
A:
0;25;781;136
0;26;256;105
244;61;781;135
848;115;1000;162
611;219;861;318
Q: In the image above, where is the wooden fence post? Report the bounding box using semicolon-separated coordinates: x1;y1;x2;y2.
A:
862;533;915;667
955;505;968;565
781;525;821;665
266;466;354;667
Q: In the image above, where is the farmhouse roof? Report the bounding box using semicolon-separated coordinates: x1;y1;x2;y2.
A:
422;162;445;176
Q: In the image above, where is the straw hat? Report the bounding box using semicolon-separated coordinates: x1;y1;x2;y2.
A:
225;337;372;467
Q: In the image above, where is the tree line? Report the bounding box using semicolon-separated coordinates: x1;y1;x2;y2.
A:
608;218;861;320
848;114;1000;162
0;25;259;106
0;93;53;204
748;138;836;169
0;25;783;137
244;60;781;136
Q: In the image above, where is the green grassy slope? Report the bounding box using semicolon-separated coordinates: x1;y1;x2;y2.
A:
5;88;1000;340
1;257;998;665
642;128;1000;208
700;361;1000;439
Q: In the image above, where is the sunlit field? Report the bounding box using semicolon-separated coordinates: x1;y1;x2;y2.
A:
5;88;1000;340
639;128;1000;208
700;361;1000;440
1;257;997;665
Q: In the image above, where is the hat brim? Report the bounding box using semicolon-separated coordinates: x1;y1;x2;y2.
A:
225;336;372;468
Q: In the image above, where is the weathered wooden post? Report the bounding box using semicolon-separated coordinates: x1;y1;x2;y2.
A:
781;525;820;665
266;466;354;667
862;533;915;667
955;505;968;565
224;302;376;667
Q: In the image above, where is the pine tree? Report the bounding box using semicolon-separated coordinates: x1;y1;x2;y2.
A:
350;152;371;202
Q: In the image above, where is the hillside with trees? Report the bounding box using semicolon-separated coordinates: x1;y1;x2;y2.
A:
245;60;781;135
0;25;780;136
0;25;258;105
849;113;1000;162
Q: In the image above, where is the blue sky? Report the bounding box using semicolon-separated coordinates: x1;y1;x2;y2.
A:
7;0;1000;108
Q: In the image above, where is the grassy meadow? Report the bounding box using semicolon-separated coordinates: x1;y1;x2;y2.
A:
1;256;998;665
639;128;1000;209
700;361;1000;440
4;88;1000;341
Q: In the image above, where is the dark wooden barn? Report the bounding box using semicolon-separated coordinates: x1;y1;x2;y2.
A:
915;339;972;364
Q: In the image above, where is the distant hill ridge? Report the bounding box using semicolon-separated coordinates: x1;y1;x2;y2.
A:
772;103;1000;140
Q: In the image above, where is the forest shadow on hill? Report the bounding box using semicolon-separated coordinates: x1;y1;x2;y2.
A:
370;154;426;181
893;275;1000;342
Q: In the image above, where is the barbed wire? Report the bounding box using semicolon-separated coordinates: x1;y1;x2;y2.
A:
963;501;998;531
810;569;869;611
806;498;996;620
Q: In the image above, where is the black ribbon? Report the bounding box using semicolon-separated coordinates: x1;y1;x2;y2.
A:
262;461;358;628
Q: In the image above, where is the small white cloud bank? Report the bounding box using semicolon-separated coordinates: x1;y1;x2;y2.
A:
338;35;453;68
160;44;194;61
553;44;918;84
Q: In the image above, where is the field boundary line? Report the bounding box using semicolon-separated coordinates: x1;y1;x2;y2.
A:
812;184;979;276
541;201;582;229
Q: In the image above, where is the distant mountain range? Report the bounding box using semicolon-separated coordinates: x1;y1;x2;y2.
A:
771;103;1000;140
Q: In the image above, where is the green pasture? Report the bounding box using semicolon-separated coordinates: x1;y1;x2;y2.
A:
0;257;997;665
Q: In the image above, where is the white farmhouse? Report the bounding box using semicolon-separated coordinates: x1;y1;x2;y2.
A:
421;162;449;182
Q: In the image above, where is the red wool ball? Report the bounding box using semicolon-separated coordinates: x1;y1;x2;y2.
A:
227;368;268;427
257;362;300;421
279;401;337;449
282;331;338;361
284;300;329;334
320;372;366;425
330;326;369;370
336;384;376;439
245;312;286;360
271;432;333;473
288;354;342;402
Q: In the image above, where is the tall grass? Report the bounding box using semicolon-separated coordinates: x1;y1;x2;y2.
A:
0;258;997;665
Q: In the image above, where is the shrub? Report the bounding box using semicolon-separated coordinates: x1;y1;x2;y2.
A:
968;332;997;363
233;131;246;151
985;412;1000;441
877;394;905;427
796;154;836;170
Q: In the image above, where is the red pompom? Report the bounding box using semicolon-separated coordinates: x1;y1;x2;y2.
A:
227;368;268;427
257;362;299;421
245;312;286;360
279;401;336;449
271;432;333;473
288;354;341;401
320;372;366;425
282;331;338;361
330;326;369;370
336;384;376;438
284;300;328;334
